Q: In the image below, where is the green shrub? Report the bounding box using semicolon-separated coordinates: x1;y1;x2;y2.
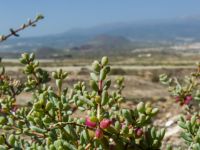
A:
0;53;165;149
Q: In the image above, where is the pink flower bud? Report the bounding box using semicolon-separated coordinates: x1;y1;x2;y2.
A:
175;96;180;102
184;95;192;105
95;128;103;139
100;119;112;129
85;117;97;128
135;128;143;137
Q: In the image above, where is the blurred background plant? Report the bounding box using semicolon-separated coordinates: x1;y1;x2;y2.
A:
160;64;200;149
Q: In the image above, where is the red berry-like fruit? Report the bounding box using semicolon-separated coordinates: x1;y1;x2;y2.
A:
184;95;192;105
135;128;143;137
95;128;103;139
85;117;97;128
100;119;112;129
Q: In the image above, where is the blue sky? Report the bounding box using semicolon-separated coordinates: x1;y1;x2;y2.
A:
1;0;200;37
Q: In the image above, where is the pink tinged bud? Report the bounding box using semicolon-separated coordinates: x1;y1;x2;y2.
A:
95;128;103;139
100;119;112;129
135;128;143;137
184;95;192;105
85;117;97;128
12;105;19;112
175;96;180;102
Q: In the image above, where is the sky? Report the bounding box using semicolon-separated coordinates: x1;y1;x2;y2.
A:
1;0;200;37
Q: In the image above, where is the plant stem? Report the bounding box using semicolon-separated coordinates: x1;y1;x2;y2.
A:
97;80;103;120
0;15;44;42
58;80;62;122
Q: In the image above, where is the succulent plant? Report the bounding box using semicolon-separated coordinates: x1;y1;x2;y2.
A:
160;64;200;149
0;54;165;149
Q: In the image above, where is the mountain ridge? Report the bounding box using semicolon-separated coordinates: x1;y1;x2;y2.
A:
1;16;200;53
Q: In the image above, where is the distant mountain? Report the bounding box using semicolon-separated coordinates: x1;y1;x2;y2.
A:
70;35;131;52
88;35;130;46
1;16;200;53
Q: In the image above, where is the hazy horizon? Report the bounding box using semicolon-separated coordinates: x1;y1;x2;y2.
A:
1;0;200;37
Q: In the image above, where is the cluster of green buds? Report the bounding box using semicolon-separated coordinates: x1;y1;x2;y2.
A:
160;64;200;149
0;64;23;129
20;53;50;91
178;114;200;149
0;53;165;149
0;67;23;98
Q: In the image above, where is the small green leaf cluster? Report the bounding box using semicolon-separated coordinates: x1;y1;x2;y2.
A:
178;114;200;149
0;54;164;149
20;53;50;91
